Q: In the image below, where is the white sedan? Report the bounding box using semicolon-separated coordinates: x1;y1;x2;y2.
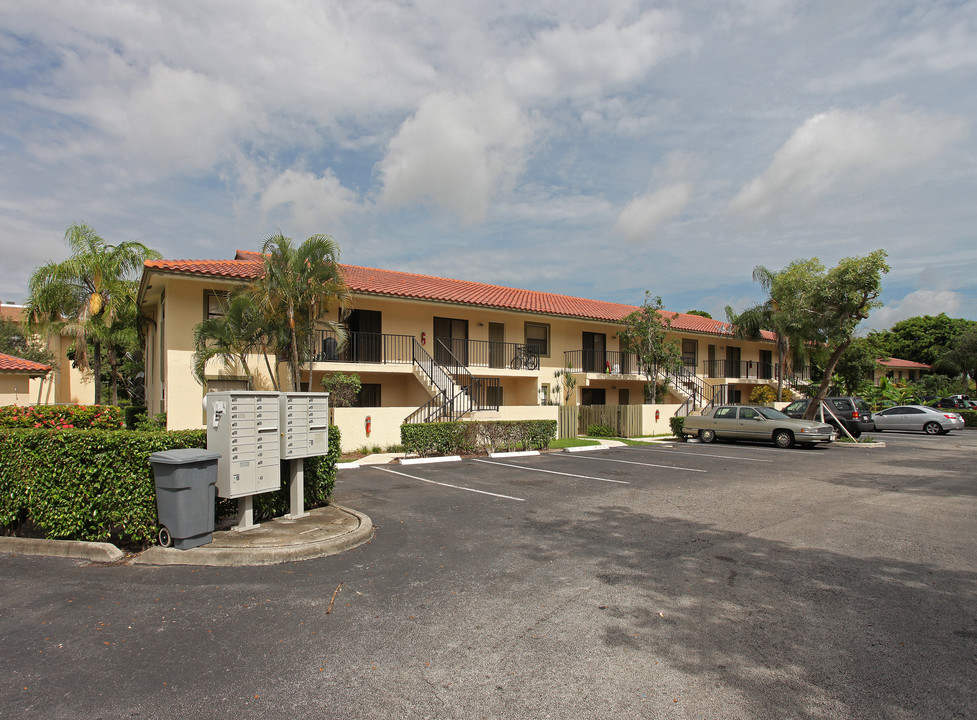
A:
872;405;965;435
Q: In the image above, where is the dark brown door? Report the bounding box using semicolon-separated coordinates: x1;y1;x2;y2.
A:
583;332;606;373
433;317;468;366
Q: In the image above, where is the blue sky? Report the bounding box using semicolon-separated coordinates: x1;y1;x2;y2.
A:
1;0;975;331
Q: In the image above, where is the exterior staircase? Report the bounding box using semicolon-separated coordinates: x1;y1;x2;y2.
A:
405;339;500;424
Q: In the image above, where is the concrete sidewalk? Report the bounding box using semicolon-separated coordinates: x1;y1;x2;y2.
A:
0;504;374;568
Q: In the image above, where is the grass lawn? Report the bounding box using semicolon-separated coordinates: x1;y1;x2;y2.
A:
548;437;602;449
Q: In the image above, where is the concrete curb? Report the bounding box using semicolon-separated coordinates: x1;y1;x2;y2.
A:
399;455;462;465
488;450;540;458
132;505;374;567
337;462;361;469
0;536;125;563
563;445;611;453
832;441;886;448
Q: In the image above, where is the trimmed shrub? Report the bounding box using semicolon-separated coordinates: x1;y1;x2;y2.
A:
0;428;205;546
749;386;777;405
586;423;616;437
124;405;147;429
401;420;557;456
0;425;340;546
958;409;977;428
0;404;125;430
669;415;685;438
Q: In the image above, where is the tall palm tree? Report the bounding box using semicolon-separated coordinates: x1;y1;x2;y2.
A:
192;292;267;389
25;223;159;404
725;265;799;402
248;233;351;391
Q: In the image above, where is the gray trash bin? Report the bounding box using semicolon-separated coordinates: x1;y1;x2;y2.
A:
149;449;220;550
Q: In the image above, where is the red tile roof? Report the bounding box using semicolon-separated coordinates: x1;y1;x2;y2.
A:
878;357;930;370
0;352;51;375
141;251;766;340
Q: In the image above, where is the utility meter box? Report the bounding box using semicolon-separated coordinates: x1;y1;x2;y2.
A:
206;391;281;499
280;392;330;459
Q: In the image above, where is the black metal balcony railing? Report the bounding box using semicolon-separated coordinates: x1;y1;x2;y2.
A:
312;330;413;364
702;360;812;382
436;337;540;371
563;350;640;374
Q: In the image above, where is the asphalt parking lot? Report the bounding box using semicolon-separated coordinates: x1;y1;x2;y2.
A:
2;430;976;719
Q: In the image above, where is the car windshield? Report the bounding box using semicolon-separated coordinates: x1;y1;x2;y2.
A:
855;399;871;412
755;407;790;420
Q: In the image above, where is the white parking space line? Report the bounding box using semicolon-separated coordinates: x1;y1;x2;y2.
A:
564;454;707;473
377;467;526;501
473;458;630;484
631;446;774;463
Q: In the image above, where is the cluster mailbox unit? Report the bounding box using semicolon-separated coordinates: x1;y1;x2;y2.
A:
206;391;329;530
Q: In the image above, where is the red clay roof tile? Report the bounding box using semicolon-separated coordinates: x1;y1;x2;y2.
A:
0;352;51;374
878;357;931;370
143;252;759;339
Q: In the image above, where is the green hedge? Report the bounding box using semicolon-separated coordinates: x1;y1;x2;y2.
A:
401;420;557;456
0;425;340;548
958;409;977;428
669;416;685;438
0;404;125;430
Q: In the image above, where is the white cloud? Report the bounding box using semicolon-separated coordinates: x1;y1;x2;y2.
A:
867;289;963;331
505;10;697;101
260;169;360;236
729;103;968;220
377;86;534;224
615;182;692;242
125;64;248;172
812;24;977;92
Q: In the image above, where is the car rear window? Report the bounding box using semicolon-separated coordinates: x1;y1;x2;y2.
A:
831;399;853;412
854;399;871;412
714;407;736;418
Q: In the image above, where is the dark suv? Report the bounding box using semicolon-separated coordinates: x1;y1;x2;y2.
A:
782;397;875;437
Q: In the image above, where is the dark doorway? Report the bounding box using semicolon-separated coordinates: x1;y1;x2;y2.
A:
347;309;382;363
581;388;606;406
489;322;505;369
759;349;773;380
725;346;741;378
433;317;468;366
582;332;607;373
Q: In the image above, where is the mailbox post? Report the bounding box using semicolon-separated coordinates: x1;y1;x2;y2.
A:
279;392;330;518
206;391;282;531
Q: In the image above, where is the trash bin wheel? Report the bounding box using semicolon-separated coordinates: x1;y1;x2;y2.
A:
158;526;173;548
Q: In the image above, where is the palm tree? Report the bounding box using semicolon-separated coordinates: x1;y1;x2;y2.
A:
725;265;799;402
248;233;351;391
25;223;159;404
192;292;267;389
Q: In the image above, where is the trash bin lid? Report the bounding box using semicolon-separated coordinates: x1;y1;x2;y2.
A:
149;449;221;464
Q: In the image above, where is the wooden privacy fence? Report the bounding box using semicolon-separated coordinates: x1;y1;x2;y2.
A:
558;404;643;438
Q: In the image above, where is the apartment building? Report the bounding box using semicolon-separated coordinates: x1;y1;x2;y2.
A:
137;250;801;445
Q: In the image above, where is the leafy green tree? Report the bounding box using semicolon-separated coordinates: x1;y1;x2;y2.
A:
192;292;267;389
247;233;351;392
25;223;159;404
320;372;362;407
619;292;682;403
685;310;712;319
833;336;885;395
771;250;890;419
871;314;975;367
940;325;977;394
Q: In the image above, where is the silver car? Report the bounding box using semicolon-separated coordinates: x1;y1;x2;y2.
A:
683;405;835;448
872;405;965;435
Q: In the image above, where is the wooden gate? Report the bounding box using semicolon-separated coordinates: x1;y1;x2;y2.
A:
558;405;644;438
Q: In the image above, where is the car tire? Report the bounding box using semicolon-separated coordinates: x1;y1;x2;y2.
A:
773;430;794;449
923;422;942;435
698;429;716;443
